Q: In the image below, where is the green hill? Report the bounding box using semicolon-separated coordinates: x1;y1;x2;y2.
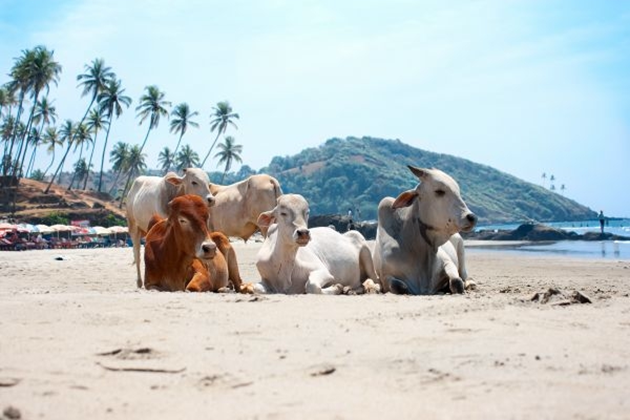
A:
260;136;595;224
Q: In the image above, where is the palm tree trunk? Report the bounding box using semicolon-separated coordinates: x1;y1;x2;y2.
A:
26;147;37;177
67;143;85;191
172;132;184;166
44;143;72;194
138;124;152;155
42;149;55;179
83;129;99;190
5;91;25;177
200;131;221;168
108;169;124;196
97;116;113;192
13;92;40;179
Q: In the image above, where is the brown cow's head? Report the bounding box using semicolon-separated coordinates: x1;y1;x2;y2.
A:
257;194;311;247
393;166;477;237
167;195;217;260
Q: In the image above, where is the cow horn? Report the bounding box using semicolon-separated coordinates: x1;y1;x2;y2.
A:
407;165;428;180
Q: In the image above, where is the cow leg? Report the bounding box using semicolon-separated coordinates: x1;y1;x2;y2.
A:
359;245;381;294
211;233;243;292
240;281;271;294
443;259;465;294
450;235;475;290
387;276;410;295
306;270;343;295
186;272;211;292
129;220;143;288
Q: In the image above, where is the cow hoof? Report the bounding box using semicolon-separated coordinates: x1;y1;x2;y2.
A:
362;279;381;294
449;278;465;294
331;284;344;295
389;278;409;295
136;279;143;289
240;283;256;294
464;279;477;291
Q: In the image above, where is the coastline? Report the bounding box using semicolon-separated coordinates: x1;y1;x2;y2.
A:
0;244;629;419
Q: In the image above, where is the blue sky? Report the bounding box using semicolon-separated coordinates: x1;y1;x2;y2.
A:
1;0;629;217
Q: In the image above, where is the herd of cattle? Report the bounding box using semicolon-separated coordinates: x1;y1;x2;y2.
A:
125;165;478;296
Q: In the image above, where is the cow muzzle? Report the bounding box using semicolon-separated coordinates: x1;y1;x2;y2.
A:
199;239;217;259
460;212;478;232
294;228;311;246
206;194;216;207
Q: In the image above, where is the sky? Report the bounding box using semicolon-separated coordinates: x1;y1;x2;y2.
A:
1;0;629;217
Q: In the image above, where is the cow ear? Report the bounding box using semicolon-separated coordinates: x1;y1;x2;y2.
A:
392;190;418;209
165;174;183;186
408;165;428;180
257;210;276;228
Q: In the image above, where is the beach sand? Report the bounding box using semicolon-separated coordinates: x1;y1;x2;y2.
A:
0;242;629;419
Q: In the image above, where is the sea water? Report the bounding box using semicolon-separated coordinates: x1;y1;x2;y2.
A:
472;218;630;260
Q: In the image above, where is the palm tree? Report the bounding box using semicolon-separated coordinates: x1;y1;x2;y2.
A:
119;145;147;208
169;102;199;159
4;49;33;174
83;108;108;190
29;96;57;176
560;184;566;196
24;127;42;177
135;85;171;154
11;46;62;180
158;146;176;174
45;119;74;193
175;144;200;171
41;126;61;179
541;172;547;188
71;158;90;190
76;58;115;125
67;123;91;190
214;136;243;182
108;141;131;195
96;78;131;192
1;115;17;172
200;101;239;168
0;86;16;119
549;174;555;190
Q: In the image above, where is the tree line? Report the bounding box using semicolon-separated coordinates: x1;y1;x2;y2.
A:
0;45;243;202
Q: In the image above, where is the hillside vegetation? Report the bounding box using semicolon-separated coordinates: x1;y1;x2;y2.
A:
261;136;595;224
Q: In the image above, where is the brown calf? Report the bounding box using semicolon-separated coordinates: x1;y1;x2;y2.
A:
144;194;243;292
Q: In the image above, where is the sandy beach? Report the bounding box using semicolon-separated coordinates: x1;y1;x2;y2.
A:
1;242;629;420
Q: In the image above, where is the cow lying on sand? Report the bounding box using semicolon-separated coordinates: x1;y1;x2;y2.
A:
208;174;282;240
126;168;215;288
373;166;477;295
242;194;379;295
143;194;243;292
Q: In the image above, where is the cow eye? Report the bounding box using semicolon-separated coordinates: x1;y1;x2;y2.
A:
435;190;446;197
191;181;198;186
280;211;288;217
178;218;188;225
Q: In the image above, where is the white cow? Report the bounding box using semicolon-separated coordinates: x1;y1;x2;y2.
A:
373;166;477;295
242;194;380;295
208;174;282;240
126;168;215;288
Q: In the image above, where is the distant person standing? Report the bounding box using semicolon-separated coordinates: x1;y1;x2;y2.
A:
598;210;606;233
